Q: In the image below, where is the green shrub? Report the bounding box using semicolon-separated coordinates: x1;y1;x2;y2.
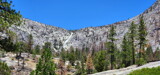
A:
136;58;146;66
0;61;11;75
129;66;160;75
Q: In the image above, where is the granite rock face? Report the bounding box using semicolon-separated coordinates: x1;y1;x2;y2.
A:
9;0;160;51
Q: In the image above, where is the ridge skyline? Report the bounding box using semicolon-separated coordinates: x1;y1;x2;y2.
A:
13;0;156;30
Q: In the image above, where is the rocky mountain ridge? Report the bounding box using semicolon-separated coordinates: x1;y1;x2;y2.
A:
9;0;160;51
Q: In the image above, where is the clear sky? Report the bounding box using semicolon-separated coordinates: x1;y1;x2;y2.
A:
13;0;156;30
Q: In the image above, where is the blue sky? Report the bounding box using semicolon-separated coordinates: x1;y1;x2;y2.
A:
13;0;156;30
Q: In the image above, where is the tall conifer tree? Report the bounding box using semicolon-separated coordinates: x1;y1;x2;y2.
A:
121;36;132;67
128;21;137;64
27;34;33;57
138;16;147;58
108;25;116;70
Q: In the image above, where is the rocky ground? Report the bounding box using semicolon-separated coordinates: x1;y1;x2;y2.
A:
1;52;160;75
91;61;160;75
0;52;38;75
0;52;76;75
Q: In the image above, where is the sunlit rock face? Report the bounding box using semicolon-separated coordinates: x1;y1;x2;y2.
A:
9;0;160;51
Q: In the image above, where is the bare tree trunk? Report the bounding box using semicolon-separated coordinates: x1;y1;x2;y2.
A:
28;53;30;58
18;58;20;66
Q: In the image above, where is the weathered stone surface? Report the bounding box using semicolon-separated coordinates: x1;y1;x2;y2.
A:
9;0;160;51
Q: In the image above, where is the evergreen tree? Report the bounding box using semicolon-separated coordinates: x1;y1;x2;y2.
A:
32;49;36;60
121;36;132;67
75;60;87;75
59;40;63;50
146;45;154;62
0;37;15;52
0;0;22;32
75;62;80;69
30;45;56;75
75;48;81;60
67;46;76;66
43;42;51;50
94;50;107;72
128;21;137;64
67;52;76;66
54;39;58;50
138;16;147;59
154;47;160;61
75;67;86;75
108;25;116;69
27;34;33;57
15;41;26;66
35;45;40;54
114;49;122;68
0;0;22;53
60;48;67;62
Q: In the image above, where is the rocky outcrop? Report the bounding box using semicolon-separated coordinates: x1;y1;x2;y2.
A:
9;0;160;51
9;19;71;50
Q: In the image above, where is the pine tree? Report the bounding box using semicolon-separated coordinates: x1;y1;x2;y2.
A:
43;42;51;50
27;34;33;57
146;45;154;62
60;48;67;62
0;0;22;32
121;36;127;67
108;25;116;70
67;52;76;66
138;16;147;59
35;45;40;54
75;61;87;75
94;50;107;72
121;36;132;67
59;40;63;50
154;47;160;61
0;36;15;52
15;41;25;66
31;44;56;75
128;21;137;64
67;46;76;66
54;39;58;49
75;62;80;69
0;0;22;51
75;48;81;60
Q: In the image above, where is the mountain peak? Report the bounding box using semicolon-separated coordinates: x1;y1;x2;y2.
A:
149;0;160;11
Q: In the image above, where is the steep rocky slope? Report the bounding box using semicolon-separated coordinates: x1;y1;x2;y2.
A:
9;0;160;51
9;19;71;51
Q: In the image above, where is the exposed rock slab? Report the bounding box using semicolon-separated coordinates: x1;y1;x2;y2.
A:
9;0;160;51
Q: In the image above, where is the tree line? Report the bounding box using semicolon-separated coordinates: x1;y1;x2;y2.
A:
57;16;160;75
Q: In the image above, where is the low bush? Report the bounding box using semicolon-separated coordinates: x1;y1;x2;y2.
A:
129;66;160;75
0;61;11;75
136;58;146;66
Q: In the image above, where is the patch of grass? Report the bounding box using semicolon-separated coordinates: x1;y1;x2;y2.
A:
128;66;160;75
